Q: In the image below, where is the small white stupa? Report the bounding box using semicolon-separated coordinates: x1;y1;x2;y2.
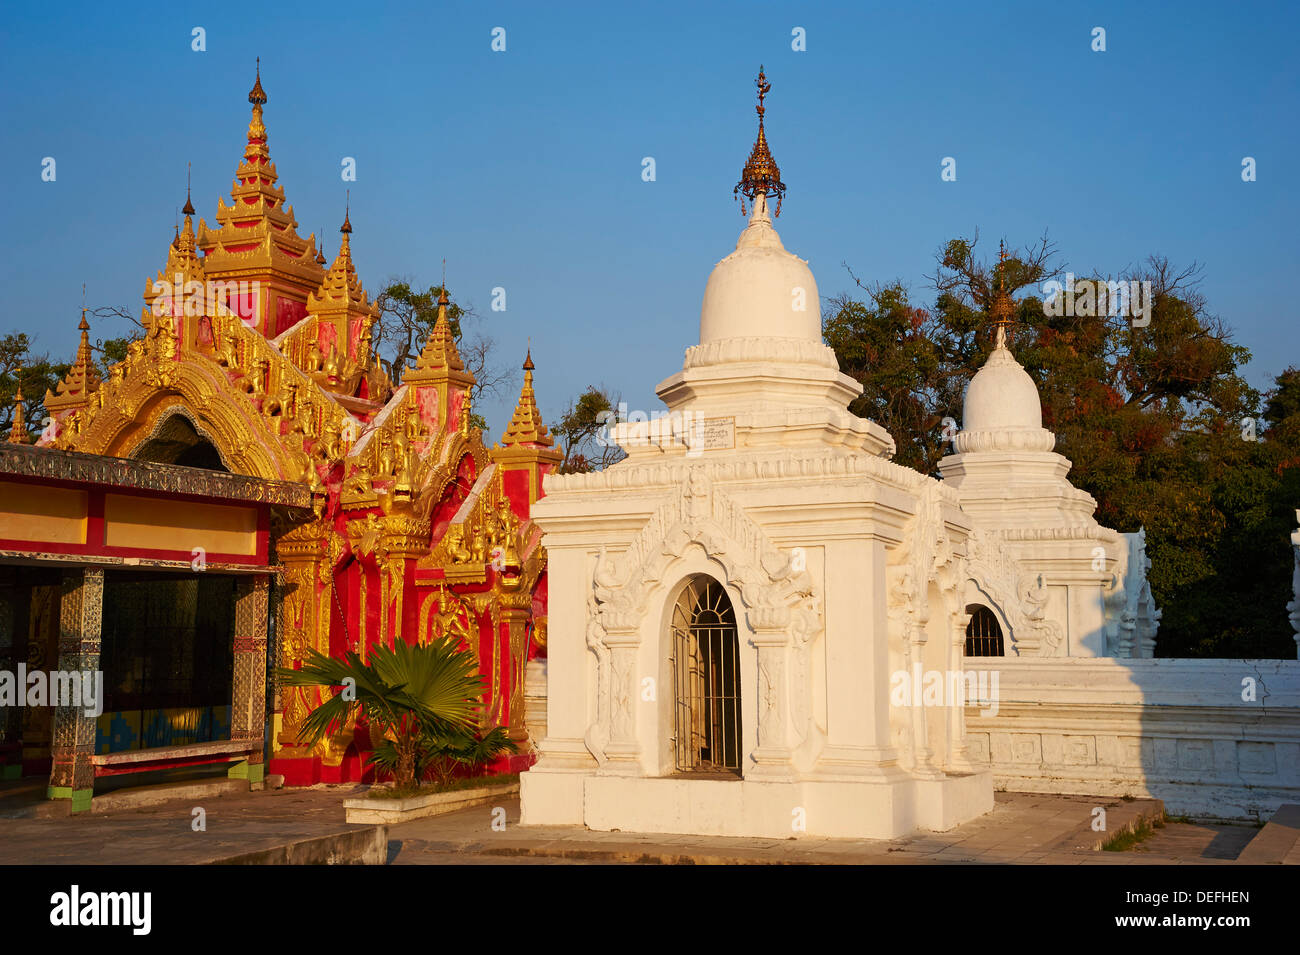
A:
937;248;1160;656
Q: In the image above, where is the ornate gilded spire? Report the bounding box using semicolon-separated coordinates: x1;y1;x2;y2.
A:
8;367;28;444
45;304;102;413
314;228;327;266
249;57;267;105
990;241;1015;349
501;349;552;448
307;201;374;317
735;66;786;217
198;64;319;313
182;162;195;216
408;282;465;376
248;57;267;143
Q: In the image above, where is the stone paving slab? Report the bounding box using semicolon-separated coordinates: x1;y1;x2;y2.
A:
0;784;382;865
0;784;1273;865
386;791;1203;865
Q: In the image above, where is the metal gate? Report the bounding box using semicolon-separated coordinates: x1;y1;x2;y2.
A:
670;578;741;775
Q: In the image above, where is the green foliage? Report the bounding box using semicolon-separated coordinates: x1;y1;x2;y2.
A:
827;238;1299;658
556;384;626;473
0;333;69;441
277;636;514;788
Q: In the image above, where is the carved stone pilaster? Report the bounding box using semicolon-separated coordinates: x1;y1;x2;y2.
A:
600;616;642;772
946;611;978;772
749;607;795;777
907;623;943;780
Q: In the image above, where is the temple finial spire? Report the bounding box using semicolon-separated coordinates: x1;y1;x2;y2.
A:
182;161;195;216
502;348;551;448
990;241;1014;350
8;366;28;444
249;57;267;105
734;66;786;217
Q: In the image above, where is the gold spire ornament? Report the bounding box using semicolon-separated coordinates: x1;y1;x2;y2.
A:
501;348;553;448
735;66;786;217
8;367;28;444
990;241;1015;349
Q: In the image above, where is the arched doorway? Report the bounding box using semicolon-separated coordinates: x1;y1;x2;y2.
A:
130;412;229;472
670;577;741;776
964;604;1005;657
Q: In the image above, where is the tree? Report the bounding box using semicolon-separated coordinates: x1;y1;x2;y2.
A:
826;233;1294;658
554;384;626;473
0;334;69;442
373;279;514;432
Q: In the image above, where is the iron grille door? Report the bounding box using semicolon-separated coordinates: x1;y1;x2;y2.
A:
964;605;1005;657
671;579;741;775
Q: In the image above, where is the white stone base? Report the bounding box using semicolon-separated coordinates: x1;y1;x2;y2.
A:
520;769;993;840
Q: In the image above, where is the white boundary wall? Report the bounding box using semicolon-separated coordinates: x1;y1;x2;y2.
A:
964;657;1300;820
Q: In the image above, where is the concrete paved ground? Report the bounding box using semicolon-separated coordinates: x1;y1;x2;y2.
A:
0;781;1282;865
386;791;1223;864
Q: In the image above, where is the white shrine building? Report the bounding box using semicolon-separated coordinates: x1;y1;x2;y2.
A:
520;72;1299;837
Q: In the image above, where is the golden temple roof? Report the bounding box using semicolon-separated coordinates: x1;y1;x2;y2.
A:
197;62;322;292
45;310;102;413
407;289;466;378
501;349;552;448
307;205;376;319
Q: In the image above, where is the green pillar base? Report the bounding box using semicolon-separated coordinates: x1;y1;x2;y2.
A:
229;759;265;786
47;786;93;812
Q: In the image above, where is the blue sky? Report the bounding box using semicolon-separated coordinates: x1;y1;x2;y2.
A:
2;0;1296;434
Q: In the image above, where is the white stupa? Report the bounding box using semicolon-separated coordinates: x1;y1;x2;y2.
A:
938;252;1159;656
522;69;993;839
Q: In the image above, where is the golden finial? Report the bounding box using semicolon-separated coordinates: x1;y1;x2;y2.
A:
315;228;327;266
438;259;449;308
341;190;352;234
247;59;268;143
989;241;1015;348
182;162;195;216
735;66;786;217
249;57;267;105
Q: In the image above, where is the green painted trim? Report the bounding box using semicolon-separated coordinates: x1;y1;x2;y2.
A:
227;759;249;780
47;786;93;812
246;762;265;785
1;765;20;780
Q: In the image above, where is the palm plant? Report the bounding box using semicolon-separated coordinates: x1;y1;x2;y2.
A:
277;635;513;790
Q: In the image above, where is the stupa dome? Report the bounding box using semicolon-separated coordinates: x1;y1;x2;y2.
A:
699;193;821;344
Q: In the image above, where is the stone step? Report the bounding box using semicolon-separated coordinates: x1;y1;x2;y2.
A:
1236;804;1300;864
